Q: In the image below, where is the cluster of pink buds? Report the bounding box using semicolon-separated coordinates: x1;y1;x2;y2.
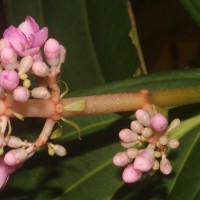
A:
0;16;68;189
113;108;180;183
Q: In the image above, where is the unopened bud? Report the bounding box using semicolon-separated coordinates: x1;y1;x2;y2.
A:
53;144;67;156
32;61;50;77
119;129;139;143
122;164;142;183
159;135;169;146
134;148;155;172
31;87;51;99
1;47;17;70
0;70;19;91
18;56;33;74
141;127;153;137
5;136;23;148
160;157;172;175
113;152;132;167
130;120;143;133
44;38;61;66
135;109;151;126
23;79;31;88
151;113;168;132
167;119;181;132
167;139;179;149
4;148;28;166
152;159;159;170
127;148;138;159
13;86;30;102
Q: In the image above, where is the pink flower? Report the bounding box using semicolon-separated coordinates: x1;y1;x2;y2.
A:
0;157;18;189
3;16;48;57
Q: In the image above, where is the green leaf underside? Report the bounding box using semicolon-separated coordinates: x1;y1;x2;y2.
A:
1;0;200;199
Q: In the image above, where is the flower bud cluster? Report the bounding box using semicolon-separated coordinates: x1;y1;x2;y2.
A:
113;109;180;183
0;36;66;103
0;16;67;189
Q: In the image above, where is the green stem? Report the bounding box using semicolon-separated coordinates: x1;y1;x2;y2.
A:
127;0;148;74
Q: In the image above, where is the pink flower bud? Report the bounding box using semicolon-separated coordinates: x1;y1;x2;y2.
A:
4;148;28;166
5;136;23;148
119;129;139;143
44;38;61;66
134;148;155;172
0;70;19;90
160;157;172;175
32;61;50;77
13;86;30;102
31;87;51;99
113;152;132;167
151;113;168;132
122;164;142;183
135;109;151;126
1;47;17;70
18;56;33;74
0;157;18;189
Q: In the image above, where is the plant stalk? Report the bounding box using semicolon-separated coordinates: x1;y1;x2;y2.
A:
12;86;200;118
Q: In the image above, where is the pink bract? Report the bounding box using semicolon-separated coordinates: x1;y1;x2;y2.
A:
3;16;48;57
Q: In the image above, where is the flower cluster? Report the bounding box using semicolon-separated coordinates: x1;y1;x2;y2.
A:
113;109;180;183
0;16;67;189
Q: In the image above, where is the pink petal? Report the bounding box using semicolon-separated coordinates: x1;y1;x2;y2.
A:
3;26;26;51
32;27;48;47
18;16;39;37
19;47;40;57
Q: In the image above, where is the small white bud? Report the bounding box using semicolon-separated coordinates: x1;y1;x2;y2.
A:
31;87;51;99
53;144;67;156
18;56;33;74
127;148;138;159
159;135;169;146
5;136;23;148
141;127;153;138
167;139;179;149
32;62;50;77
135;109;151;126
130;120;144;133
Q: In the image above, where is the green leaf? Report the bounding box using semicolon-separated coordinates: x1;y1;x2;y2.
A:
2;1;200;199
0;70;200;199
180;0;200;27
